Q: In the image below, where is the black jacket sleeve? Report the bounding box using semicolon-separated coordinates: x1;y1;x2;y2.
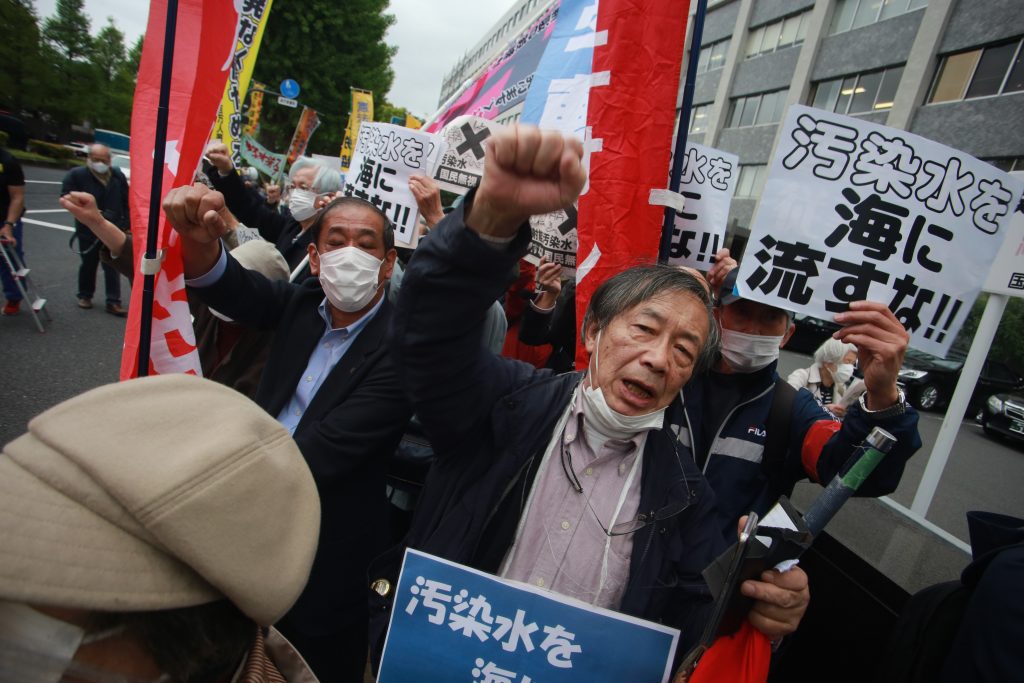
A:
210;169;291;244
390;195;548;458
186;249;296;330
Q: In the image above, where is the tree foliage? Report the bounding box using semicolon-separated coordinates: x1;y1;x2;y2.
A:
251;0;396;156
0;0;139;141
953;294;1024;372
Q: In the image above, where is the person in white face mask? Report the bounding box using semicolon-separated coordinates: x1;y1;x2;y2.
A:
0;375;321;683
370;125;813;672
787;338;859;414
60;143;129;314
669;263;922;541
163;184;412;682
204;141;342;271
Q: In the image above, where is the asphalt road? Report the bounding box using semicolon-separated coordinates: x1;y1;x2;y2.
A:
2;164;1022;591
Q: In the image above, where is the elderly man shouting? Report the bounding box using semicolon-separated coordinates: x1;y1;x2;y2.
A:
375;127;809;668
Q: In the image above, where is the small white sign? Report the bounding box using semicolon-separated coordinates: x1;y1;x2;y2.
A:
666;142;739;270
983;171;1024;298
277;96;298;108
434;115;502;195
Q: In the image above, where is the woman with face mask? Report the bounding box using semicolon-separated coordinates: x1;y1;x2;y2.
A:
787;338;858;415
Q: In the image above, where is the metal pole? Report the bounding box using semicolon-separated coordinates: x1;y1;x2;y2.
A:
659;0;708;264
137;0;179;377
911;294;1008;516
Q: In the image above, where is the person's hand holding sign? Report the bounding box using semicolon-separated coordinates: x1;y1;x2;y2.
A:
162;184;232;277
467;126;586;239
832;301;909;411
534;256;563;310
409;174;444;229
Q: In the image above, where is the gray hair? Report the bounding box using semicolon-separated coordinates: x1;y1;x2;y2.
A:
814;338;857;366
288;157;343;194
580;264;720;376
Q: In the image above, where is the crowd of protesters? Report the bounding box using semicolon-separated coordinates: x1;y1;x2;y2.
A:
12;124;1003;683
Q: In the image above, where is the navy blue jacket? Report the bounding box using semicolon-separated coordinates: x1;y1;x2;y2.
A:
675;362;922;537
385;203;730;654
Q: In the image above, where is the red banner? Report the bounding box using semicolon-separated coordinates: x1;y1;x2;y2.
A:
121;0;240;379
286;106;321;165
574;0;691;368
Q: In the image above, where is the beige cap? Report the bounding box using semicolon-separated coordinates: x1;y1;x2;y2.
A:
230;238;290;281
0;375;320;626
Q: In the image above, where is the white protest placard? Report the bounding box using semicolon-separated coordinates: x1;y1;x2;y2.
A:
737;105;1024;357
666;142;739;269
343;122;443;247
983;171;1024;297
434;115;503;195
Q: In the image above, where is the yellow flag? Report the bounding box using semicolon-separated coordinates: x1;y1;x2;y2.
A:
243;85;265;137
341;89;373;173
210;0;275;164
405;114;423;129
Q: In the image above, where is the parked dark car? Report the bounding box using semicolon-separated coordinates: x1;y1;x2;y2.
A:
897;348;1024;412
980;393;1024;444
0;112;28;150
785;313;841;355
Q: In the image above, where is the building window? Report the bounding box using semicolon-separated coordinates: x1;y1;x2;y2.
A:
735;165;768;198
726;90;788;128
688;104;711;134
746;11;810;59
928;37;1024;103
811;65;904;114
696;39;731;74
984;157;1024;173
829;0;928;36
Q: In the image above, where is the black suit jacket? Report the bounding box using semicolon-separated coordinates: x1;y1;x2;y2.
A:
189;252;412;627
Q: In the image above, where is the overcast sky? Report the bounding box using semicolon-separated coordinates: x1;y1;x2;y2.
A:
32;0;517;117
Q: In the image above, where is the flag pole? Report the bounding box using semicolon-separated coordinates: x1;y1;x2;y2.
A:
658;0;709;264
137;0;179;376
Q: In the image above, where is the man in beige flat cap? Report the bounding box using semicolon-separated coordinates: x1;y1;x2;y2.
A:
0;374;322;683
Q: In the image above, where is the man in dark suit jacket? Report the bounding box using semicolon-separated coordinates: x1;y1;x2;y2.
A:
61;144;129;314
163;186;412;682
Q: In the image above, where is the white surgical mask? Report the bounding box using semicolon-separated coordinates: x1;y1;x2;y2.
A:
580;331;666;442
287;188;319;222
88;161;109;175
317;246;384;313
0;601;147;683
719;328;784;373
831;362;854;386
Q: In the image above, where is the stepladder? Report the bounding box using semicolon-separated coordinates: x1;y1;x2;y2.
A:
1;239;51;333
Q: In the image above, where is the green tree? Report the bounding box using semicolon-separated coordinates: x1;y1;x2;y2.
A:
90;18;131;130
252;0;396;155
42;0;97;133
952;294;1024;372
0;0;45;114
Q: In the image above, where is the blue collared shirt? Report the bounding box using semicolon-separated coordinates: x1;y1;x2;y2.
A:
185;244;384;435
275;295;384;435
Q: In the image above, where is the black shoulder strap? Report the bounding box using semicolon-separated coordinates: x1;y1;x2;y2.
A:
764;377;797;490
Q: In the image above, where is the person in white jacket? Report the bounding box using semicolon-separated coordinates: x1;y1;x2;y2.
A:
788;338;858;415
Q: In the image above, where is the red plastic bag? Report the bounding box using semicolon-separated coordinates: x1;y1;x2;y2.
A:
689;621;772;683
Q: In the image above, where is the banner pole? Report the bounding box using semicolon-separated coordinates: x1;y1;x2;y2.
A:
137;0;179;377
658;0;708;264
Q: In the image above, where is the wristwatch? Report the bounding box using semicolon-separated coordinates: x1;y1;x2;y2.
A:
2;220;13;228
859;388;907;419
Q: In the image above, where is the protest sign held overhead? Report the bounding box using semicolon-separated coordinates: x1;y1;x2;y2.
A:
240;135;286;179
737;105;1024;357
378;549;679;683
434;116;502;195
210;0;274;166
667;143;739;270
344;122;443;247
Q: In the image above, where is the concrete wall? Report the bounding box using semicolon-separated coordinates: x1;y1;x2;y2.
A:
911;96;1024;158
941;0;1023;52
731;47;802;96
694;69;724;105
813;9;925;80
750;0;815;27
702;0;741;44
717;124;780;162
